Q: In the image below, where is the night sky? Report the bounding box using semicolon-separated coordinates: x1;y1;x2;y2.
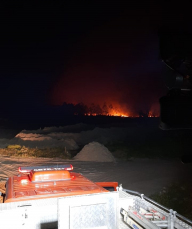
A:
0;1;191;120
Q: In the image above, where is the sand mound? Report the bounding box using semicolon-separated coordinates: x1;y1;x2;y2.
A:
74;142;115;162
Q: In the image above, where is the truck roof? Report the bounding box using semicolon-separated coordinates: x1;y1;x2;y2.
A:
5;170;108;203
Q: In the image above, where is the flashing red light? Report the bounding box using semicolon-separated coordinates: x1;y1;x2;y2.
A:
18;167;31;173
18;164;74;173
66;164;73;171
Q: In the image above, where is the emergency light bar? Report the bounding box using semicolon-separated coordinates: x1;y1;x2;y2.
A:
18;164;73;173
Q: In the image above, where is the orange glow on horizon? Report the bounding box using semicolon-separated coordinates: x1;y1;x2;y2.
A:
84;113;129;117
83;113;158;118
73;102;159;118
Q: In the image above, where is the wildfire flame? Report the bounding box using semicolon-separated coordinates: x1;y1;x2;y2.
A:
85;113;129;117
73;102;159;118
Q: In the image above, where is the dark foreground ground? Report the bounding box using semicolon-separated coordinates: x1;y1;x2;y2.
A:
1;117;192;160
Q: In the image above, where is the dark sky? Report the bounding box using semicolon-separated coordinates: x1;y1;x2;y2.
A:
0;1;191;118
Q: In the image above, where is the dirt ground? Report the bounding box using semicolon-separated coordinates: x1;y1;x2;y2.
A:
0;155;191;203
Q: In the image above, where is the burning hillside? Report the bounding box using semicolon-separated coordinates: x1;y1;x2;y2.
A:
58;102;159;118
49;64;160;118
48;23;163;118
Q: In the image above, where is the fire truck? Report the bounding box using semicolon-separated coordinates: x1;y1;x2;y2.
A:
0;164;191;229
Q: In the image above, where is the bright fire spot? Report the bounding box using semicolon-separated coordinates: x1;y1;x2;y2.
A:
85;112;129;117
82;103;131;117
107;110;129;117
62;102;159;118
83;107;159;118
